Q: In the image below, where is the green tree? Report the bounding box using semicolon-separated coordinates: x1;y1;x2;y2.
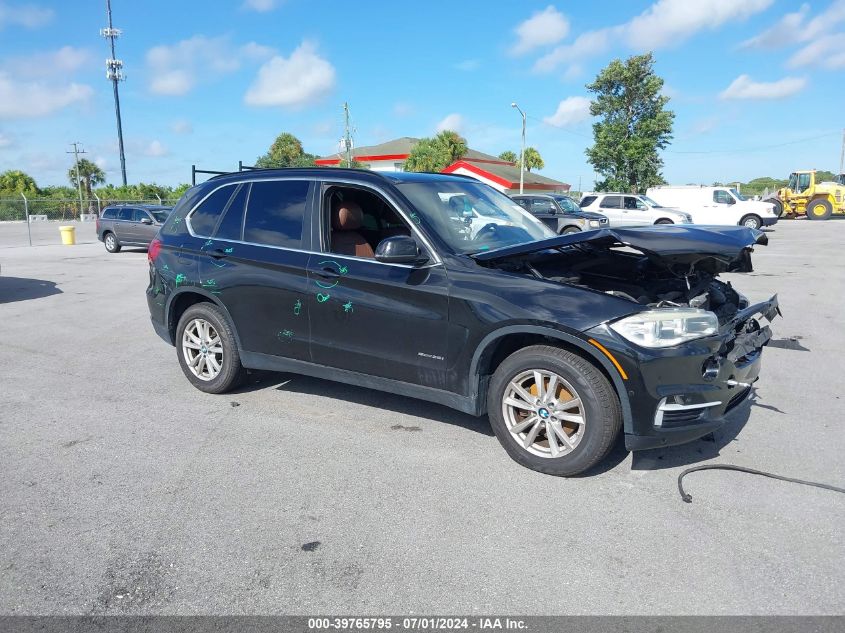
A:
255;132;316;168
498;150;518;163
404;130;468;173
172;183;191;198
68;158;105;200
585;53;674;193
0;170;39;196
519;147;545;172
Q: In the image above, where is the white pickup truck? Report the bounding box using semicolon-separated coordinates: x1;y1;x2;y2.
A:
646;186;778;229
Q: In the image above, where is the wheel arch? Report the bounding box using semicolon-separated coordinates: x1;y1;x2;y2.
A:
165;288;243;350
469;325;632;432
654;218;674;224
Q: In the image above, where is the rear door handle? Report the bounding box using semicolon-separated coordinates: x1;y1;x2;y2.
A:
315;267;340;278
210;249;228;259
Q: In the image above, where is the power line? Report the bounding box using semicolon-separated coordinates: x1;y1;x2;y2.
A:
67;142;86;215
666;131;840;155
101;0;127;185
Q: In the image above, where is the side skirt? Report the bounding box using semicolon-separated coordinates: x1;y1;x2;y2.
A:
240;351;482;417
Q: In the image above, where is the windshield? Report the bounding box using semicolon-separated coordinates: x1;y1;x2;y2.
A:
729;188;747;201
396;181;555;254
151;209;170;223
639;195;664;208
552;196;581;213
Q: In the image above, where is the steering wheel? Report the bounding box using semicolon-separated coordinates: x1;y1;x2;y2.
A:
474;223;499;242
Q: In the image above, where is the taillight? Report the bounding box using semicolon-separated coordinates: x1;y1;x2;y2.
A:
148;237;162;261
95;217;100;233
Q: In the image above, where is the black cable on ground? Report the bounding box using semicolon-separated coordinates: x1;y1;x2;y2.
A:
677;464;845;503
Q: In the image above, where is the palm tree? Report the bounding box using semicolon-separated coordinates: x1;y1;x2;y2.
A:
498;151;518;163
68;158;105;201
434;130;468;164
521;147;545;172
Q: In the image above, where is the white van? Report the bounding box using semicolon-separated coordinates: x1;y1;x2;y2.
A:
645;186;778;229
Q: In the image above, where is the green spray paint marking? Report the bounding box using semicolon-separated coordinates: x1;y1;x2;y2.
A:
294;299;302;315
277;329;294;341
315;279;339;289
224;247;234;254
318;260;348;275
202;239;213;249
410;212;421;225
343;301;353;313
202;279;217;288
316;292;330;303
175;273;186;287
162;264;169;271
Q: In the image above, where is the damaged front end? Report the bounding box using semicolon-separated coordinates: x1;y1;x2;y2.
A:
474;225;780;450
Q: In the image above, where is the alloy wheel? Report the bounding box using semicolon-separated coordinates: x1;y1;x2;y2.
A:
501;369;586;458
181;318;224;381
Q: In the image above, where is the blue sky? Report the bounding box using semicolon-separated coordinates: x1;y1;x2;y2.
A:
1;0;843;189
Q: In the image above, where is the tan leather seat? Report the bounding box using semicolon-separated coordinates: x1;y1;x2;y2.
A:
331;200;374;258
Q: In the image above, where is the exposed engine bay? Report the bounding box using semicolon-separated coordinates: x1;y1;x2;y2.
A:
499;246;747;324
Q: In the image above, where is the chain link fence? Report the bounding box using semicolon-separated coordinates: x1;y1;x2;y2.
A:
0;197;180;222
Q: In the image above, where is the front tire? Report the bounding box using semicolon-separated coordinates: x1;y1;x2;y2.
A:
806;198;832;220
561;226;581;234
740;215;762;229
103;232;120;253
488;345;622;476
176;303;246;394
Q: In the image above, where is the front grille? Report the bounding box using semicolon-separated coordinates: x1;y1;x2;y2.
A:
726;386;752;412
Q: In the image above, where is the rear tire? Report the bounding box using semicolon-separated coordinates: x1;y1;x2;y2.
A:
176;303;246;394
488;345;622;476
655;219;674;225
806;198;832;220
740;215;762;230
103;232;120;253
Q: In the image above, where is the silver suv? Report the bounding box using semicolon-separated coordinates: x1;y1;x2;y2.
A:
580;193;691;226
97;205;171;253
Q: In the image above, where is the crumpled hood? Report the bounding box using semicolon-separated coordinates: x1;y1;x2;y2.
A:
472;225;768;273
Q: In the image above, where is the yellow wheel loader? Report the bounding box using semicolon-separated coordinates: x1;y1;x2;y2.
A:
764;170;845;220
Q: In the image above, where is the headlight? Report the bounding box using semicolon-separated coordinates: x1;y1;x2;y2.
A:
589;220;600;228
610;308;718;348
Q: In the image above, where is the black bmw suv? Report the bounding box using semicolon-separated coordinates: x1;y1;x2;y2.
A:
147;169;778;476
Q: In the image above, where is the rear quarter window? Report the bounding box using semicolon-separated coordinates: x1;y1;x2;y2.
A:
102;209;117;219
581;196;597;207
189;185;239;236
243;180;309;248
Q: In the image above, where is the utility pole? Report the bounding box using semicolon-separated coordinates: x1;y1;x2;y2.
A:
101;0;127;186
839;128;844;177
511;103;526;194
343;102;353;167
67;142;87;216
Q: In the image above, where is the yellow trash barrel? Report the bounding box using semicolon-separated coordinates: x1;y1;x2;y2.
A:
59;225;76;245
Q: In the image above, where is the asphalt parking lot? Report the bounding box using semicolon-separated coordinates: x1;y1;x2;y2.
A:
0;219;843;615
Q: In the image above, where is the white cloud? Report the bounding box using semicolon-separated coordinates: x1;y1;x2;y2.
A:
719;74;807;100
0;1;53;29
94;156;108;170
742;0;845;49
625;0;774;50
170;119;193;135
535;0;772;73
788;33;845;69
147;35;275;96
511;5;570;55
543;96;591;127
144;140;169;157
244;41;335;108
0;72;92;119
435;113;465;134
4;46;93;77
242;0;279;11
455;59;480;71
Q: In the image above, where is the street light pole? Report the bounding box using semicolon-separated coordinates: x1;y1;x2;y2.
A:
511;102;526;194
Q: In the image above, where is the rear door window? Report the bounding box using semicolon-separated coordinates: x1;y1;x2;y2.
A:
190;185;238;236
117;208;132;221
243;180;309;248
600;196;621;209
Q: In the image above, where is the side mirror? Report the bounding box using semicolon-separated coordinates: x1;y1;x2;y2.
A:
140;217;153;225
375;235;428;265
